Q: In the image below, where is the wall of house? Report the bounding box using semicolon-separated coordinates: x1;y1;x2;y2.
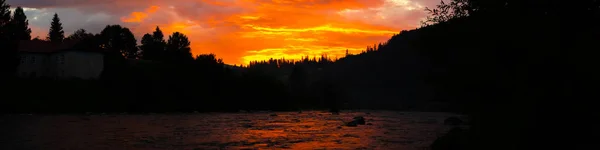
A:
48;53;63;77
16;54;51;78
57;51;104;79
17;51;104;79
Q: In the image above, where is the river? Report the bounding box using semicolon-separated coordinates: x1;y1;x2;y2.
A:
0;111;457;150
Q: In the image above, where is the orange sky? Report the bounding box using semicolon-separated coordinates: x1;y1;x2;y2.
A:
118;0;432;65
16;0;432;65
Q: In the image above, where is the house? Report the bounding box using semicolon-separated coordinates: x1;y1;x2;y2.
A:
16;40;104;79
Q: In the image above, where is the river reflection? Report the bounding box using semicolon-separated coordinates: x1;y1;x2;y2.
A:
0;111;456;150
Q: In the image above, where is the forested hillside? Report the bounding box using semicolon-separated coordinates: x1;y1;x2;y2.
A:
324;0;600;149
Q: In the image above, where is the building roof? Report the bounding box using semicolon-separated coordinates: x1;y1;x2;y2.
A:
18;40;105;54
18;40;77;53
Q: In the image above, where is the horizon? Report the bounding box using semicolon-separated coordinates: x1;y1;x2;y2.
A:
6;0;437;65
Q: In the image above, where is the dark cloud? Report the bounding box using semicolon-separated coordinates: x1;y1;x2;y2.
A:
21;8;116;37
6;0;163;15
6;0;157;8
7;0;109;8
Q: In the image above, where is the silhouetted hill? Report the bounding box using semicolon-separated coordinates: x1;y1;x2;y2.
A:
324;13;568;112
331;31;430;110
324;2;600;148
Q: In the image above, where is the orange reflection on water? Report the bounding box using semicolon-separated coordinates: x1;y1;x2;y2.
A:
0;111;455;150
224;111;447;150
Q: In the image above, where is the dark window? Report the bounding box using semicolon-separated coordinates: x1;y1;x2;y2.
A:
20;56;26;64
59;55;65;64
31;57;36;64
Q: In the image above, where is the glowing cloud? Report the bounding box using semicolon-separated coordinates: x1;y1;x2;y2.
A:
243;24;397;35
121;6;159;23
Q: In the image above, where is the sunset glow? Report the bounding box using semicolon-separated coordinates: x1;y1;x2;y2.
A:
15;0;433;65
121;6;159;23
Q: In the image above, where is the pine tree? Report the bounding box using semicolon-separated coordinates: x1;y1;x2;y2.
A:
47;13;64;43
152;26;166;57
0;0;15;78
140;26;166;61
11;7;31;40
0;0;11;40
152;26;165;43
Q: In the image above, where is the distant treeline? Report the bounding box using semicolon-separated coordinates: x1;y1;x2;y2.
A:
0;55;343;113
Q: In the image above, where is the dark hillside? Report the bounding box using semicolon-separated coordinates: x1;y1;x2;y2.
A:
324;1;600;148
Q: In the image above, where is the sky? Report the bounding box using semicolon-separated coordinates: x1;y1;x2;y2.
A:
6;0;439;65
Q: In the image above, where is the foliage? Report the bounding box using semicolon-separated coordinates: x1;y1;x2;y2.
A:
0;0;14;78
152;26;165;43
66;29;94;41
421;0;470;26
47;13;64;43
121;28;138;59
32;36;43;41
0;0;10;37
139;27;166;61
99;25;139;59
10;7;31;40
139;34;155;59
165;32;193;63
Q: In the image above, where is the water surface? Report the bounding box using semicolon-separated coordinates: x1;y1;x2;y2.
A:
0;111;456;150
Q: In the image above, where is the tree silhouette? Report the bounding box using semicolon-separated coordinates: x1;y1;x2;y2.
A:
193;53;225;81
121;28;138;59
32;36;43;41
0;0;15;78
195;54;223;66
100;25;124;51
0;0;10;39
152;27;166;55
72;34;102;50
47;13;64;43
10;7;31;40
139;27;166;61
139;34;154;59
152;26;165;44
66;29;93;41
99;25;138;59
166;32;192;63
